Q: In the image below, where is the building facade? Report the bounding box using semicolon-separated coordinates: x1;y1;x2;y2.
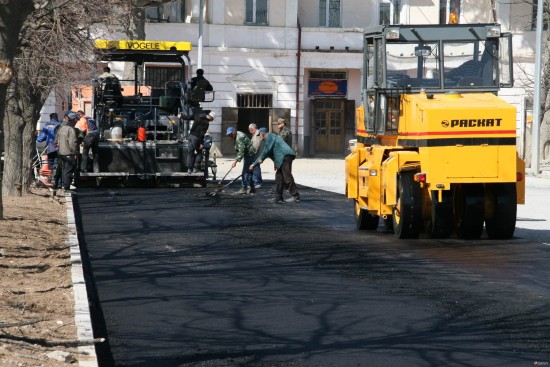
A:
41;0;539;157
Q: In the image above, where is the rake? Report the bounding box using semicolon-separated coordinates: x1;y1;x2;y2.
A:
206;173;243;197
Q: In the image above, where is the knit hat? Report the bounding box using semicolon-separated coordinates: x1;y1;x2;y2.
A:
67;112;78;121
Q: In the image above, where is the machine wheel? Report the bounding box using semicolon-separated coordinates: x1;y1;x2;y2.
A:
485;183;517;239
383;216;394;233
426;190;453;239
354;200;380;230
392;172;422;239
454;184;484;239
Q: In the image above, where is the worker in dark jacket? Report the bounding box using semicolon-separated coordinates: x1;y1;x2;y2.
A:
250;131;300;203
80;117;100;173
55;112;80;192
36;113;61;185
187;111;214;173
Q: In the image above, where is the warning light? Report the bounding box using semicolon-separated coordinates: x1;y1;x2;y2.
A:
414;172;427;183
448;12;458;24
517;172;524;182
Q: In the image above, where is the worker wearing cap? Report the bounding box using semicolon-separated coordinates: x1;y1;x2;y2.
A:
55;112;80;192
277;118;292;148
226;127;256;194
248;123;264;189
36;113;61;186
187;111;215;173
249;130;300;203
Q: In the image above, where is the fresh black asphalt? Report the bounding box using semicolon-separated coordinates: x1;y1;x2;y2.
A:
74;184;550;366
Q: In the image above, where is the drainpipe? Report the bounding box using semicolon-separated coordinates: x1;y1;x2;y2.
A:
295;18;301;155
198;0;204;69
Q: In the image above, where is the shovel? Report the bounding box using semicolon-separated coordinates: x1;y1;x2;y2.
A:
216;166;234;186
207;173;242;197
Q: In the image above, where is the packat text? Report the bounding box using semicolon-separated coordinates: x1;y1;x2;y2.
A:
450;119;502;128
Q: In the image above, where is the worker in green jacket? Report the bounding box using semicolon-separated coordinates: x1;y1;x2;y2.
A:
249;131;300;203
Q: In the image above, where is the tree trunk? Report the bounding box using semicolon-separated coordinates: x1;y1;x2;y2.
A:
0;0;35;217
3;75;44;196
2;88;26;196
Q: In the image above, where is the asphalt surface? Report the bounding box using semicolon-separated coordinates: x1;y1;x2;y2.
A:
73;180;550;367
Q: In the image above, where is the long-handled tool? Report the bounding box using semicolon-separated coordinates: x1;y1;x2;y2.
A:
216;166;234;186
207;173;242;197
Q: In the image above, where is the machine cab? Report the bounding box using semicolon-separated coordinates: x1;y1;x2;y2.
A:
362;24;514;137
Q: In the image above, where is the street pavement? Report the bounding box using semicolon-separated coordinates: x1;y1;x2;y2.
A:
69;157;550;366
217;155;550;244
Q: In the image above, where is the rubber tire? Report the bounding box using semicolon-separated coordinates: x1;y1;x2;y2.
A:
354;200;380;230
392;172;422;239
455;184;485;239
485;183;517;239
426;190;453;239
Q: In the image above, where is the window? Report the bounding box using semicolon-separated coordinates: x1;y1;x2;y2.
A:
379;0;401;25
443;41;497;88
439;0;461;24
245;0;268;25
237;94;272;108
531;2;549;31
145;67;184;89
145;1;186;23
319;0;341;27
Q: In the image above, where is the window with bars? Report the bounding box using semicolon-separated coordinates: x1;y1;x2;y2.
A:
145;67;184;89
245;0;268;25
237;94;273;108
319;0;341;27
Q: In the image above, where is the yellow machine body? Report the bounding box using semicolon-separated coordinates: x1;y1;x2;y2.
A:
346;24;525;239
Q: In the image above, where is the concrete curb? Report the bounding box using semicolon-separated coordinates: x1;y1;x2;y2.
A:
65;194;99;367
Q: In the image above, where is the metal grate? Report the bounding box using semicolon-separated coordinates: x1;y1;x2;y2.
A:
237;94;273;108
145;67;184;89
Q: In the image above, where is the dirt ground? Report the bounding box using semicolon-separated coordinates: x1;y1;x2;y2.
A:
0;187;80;366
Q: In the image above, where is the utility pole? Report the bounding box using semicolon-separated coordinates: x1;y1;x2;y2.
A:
198;0;204;69
531;0;543;176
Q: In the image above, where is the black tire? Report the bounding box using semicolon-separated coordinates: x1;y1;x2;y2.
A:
354;200;380;230
426;190;453;239
454;184;484;239
383;216;394;233
392;172;422;239
485;183;517;239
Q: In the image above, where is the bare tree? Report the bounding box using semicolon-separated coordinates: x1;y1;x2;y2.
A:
0;0;36;218
1;0;171;201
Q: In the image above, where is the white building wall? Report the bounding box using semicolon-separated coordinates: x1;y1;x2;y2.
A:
142;0;537;155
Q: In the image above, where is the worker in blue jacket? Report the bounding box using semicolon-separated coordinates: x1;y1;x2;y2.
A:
249;131;300;203
36;113;61;185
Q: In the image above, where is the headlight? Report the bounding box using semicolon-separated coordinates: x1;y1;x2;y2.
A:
486;25;501;38
385;28;400;40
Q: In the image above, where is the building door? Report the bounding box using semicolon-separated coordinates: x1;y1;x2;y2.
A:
313;99;345;154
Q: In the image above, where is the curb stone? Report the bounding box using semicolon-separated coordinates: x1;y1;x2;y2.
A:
65;194;99;367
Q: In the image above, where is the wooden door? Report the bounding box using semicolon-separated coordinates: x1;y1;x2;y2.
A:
313;99;345;154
